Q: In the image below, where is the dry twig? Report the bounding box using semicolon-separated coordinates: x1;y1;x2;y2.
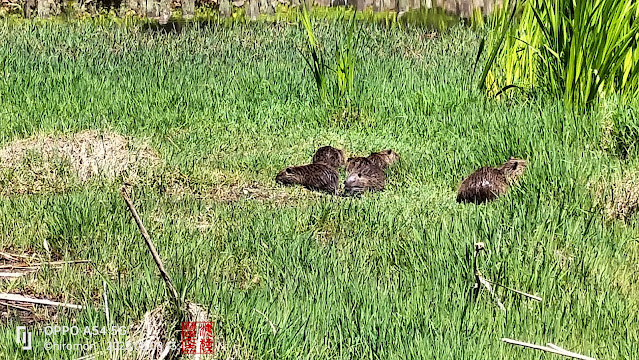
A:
0;293;82;309
121;185;180;306
502;338;595;360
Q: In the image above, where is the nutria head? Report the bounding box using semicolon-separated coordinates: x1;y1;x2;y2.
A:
498;157;527;182
368;149;400;169
344;158;385;195
312;146;346;169
276;167;302;185
344;172;367;195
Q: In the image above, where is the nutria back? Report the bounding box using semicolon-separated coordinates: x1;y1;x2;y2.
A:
276;163;339;194
344;157;385;195
345;156;369;173
457;157;527;204
312;146;346;169
367;149;399;170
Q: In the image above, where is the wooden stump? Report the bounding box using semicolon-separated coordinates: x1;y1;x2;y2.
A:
127;0;139;14
259;0;274;14
246;0;259;20
182;0;195;18
158;0;170;23
36;0;50;17
219;0;232;17
24;0;36;18
397;0;408;13
347;0;365;11
139;0;151;17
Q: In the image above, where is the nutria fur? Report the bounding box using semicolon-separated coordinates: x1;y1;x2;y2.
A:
367;149;400;170
344;157;385;195
345;156;369;173
312;146;346;169
456;157;527;204
276;163;339;194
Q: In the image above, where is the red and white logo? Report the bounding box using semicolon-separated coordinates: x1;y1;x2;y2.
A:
182;321;215;354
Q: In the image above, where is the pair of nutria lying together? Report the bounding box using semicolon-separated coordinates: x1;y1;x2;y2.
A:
275;146;399;196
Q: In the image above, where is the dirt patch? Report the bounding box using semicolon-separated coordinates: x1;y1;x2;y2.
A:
0;130;159;195
163;172;311;205
204;182;296;204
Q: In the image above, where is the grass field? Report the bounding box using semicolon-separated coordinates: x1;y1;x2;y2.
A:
0;17;638;359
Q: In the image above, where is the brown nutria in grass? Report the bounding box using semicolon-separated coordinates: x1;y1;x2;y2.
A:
312;146;346;169
276;163;339;194
367;149;400;169
345;156;369;173
344;157;385;195
456;157;527;204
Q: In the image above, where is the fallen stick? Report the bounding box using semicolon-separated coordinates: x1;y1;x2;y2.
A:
476;273;506;312
547;343;597;360
0;301;33;312
501;338;595;360
0;259;91;270
473;242;506;312
121;185;180;307
0;272;27;278
485;279;542;302
0;293;82;309
0;251;34;261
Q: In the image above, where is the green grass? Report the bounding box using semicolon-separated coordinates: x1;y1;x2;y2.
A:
0;18;637;359
480;0;639;109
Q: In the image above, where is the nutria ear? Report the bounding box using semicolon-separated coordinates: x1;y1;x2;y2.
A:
285;168;292;174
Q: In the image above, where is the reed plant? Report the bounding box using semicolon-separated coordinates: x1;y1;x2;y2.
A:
479;0;639;109
299;5;359;104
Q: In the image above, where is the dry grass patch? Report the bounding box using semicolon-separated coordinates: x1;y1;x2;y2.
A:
120;302;248;360
591;170;639;220
0;130;159;195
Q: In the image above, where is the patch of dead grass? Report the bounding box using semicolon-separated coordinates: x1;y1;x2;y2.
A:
122;303;249;360
591;171;639;220
0;130;159;195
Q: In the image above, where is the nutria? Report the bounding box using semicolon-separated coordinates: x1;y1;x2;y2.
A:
312;146;346;169
276;163;339;194
367;149;400;170
456;157;527;204
344;157;385;195
345;156;369;173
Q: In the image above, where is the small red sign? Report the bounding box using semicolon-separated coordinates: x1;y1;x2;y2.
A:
182;321;215;354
